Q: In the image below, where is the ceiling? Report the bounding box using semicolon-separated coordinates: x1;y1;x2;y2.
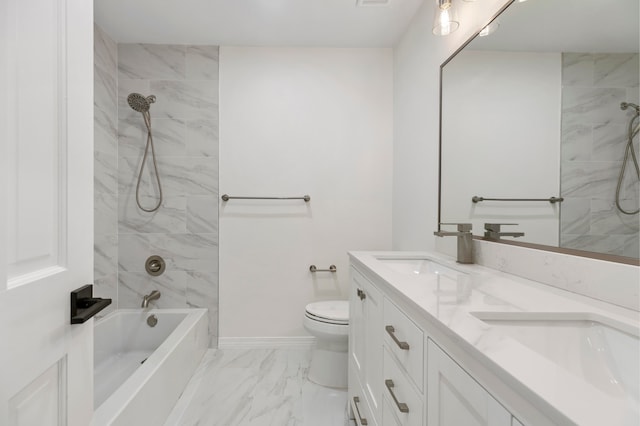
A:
94;0;426;47
470;0;639;53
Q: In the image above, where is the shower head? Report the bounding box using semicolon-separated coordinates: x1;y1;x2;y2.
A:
620;102;640;113
127;93;156;113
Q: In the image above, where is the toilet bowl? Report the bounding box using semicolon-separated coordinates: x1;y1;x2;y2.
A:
303;300;349;389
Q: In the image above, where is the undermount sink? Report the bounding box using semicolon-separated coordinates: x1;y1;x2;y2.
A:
376;257;472;303
375;257;465;278
471;311;640;402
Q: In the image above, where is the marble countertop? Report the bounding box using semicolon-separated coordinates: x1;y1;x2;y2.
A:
348;251;640;426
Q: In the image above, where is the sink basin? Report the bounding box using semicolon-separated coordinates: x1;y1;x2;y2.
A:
471;311;640;401
376;257;472;303
376;257;463;278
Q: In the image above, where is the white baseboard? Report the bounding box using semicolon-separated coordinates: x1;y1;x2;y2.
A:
218;336;316;350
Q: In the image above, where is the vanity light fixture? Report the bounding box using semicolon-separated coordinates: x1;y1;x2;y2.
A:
432;0;460;36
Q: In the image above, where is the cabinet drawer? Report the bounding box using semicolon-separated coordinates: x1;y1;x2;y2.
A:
383;298;424;391
383;348;423;426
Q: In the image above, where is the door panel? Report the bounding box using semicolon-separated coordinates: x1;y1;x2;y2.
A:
6;0;63;280
9;360;66;426
0;0;94;424
427;339;511;426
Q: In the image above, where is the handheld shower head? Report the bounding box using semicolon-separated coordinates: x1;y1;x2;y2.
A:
620;102;640;113
127;93;156;113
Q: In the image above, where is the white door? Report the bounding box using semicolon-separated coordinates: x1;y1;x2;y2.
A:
0;0;94;425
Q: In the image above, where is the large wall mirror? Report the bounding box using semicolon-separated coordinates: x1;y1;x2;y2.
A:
439;0;639;265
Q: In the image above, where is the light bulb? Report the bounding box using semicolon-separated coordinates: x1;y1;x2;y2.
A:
432;0;460;36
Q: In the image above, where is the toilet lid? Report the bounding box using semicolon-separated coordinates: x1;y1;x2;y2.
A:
305;300;349;324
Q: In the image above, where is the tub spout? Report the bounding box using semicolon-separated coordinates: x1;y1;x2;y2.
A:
141;290;161;308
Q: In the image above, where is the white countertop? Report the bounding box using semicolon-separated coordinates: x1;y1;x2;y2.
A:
349;251;640;426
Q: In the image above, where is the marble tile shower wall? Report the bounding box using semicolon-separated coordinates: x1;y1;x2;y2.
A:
116;43;220;345
560;53;639;258
94;25;119;314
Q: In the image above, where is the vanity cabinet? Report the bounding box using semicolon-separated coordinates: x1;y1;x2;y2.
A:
349;266;384;425
349;261;528;426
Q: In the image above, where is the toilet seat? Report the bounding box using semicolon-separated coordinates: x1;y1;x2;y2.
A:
305;301;348;325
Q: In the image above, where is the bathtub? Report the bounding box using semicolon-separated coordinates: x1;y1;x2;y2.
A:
92;308;208;426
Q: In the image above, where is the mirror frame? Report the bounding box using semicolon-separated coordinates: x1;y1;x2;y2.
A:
436;0;640;267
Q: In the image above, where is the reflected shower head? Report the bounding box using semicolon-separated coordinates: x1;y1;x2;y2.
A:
621;102;640;113
127;93;156;113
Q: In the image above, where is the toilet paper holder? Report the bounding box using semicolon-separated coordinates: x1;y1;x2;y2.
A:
309;265;337;273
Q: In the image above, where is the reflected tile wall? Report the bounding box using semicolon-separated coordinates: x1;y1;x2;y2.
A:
117;43;220;346
94;25;118;314
560;53;639;258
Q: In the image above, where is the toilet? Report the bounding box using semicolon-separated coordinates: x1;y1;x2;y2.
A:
303;300;349;388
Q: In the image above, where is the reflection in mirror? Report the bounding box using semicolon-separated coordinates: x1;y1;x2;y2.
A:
440;0;639;264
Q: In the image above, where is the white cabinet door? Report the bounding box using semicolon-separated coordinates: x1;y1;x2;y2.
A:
350;267;367;378
0;0;94;425
363;278;383;419
427;339;511;426
350;268;384;422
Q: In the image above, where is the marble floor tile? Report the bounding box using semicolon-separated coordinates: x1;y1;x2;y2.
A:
165;348;353;426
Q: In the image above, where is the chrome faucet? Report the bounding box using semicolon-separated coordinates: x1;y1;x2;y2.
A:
434;223;474;264
484;223;525;239
141;290;161;308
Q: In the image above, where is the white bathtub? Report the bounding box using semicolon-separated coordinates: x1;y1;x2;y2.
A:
92;308;208;426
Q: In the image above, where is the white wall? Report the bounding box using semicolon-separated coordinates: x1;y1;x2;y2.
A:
392;0;507;251
441;50;561;246
219;47;393;338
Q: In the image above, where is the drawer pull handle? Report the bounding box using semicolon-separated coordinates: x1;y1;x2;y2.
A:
386;325;410;350
357;288;366;300
353;396;368;425
385;379;409;413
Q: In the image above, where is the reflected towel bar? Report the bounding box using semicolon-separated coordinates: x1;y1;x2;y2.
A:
221;194;310;202
472;196;564;204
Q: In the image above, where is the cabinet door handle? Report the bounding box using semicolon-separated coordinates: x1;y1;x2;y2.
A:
385;325;410;350
353;396;368;425
385;379;409;413
357;288;366;300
